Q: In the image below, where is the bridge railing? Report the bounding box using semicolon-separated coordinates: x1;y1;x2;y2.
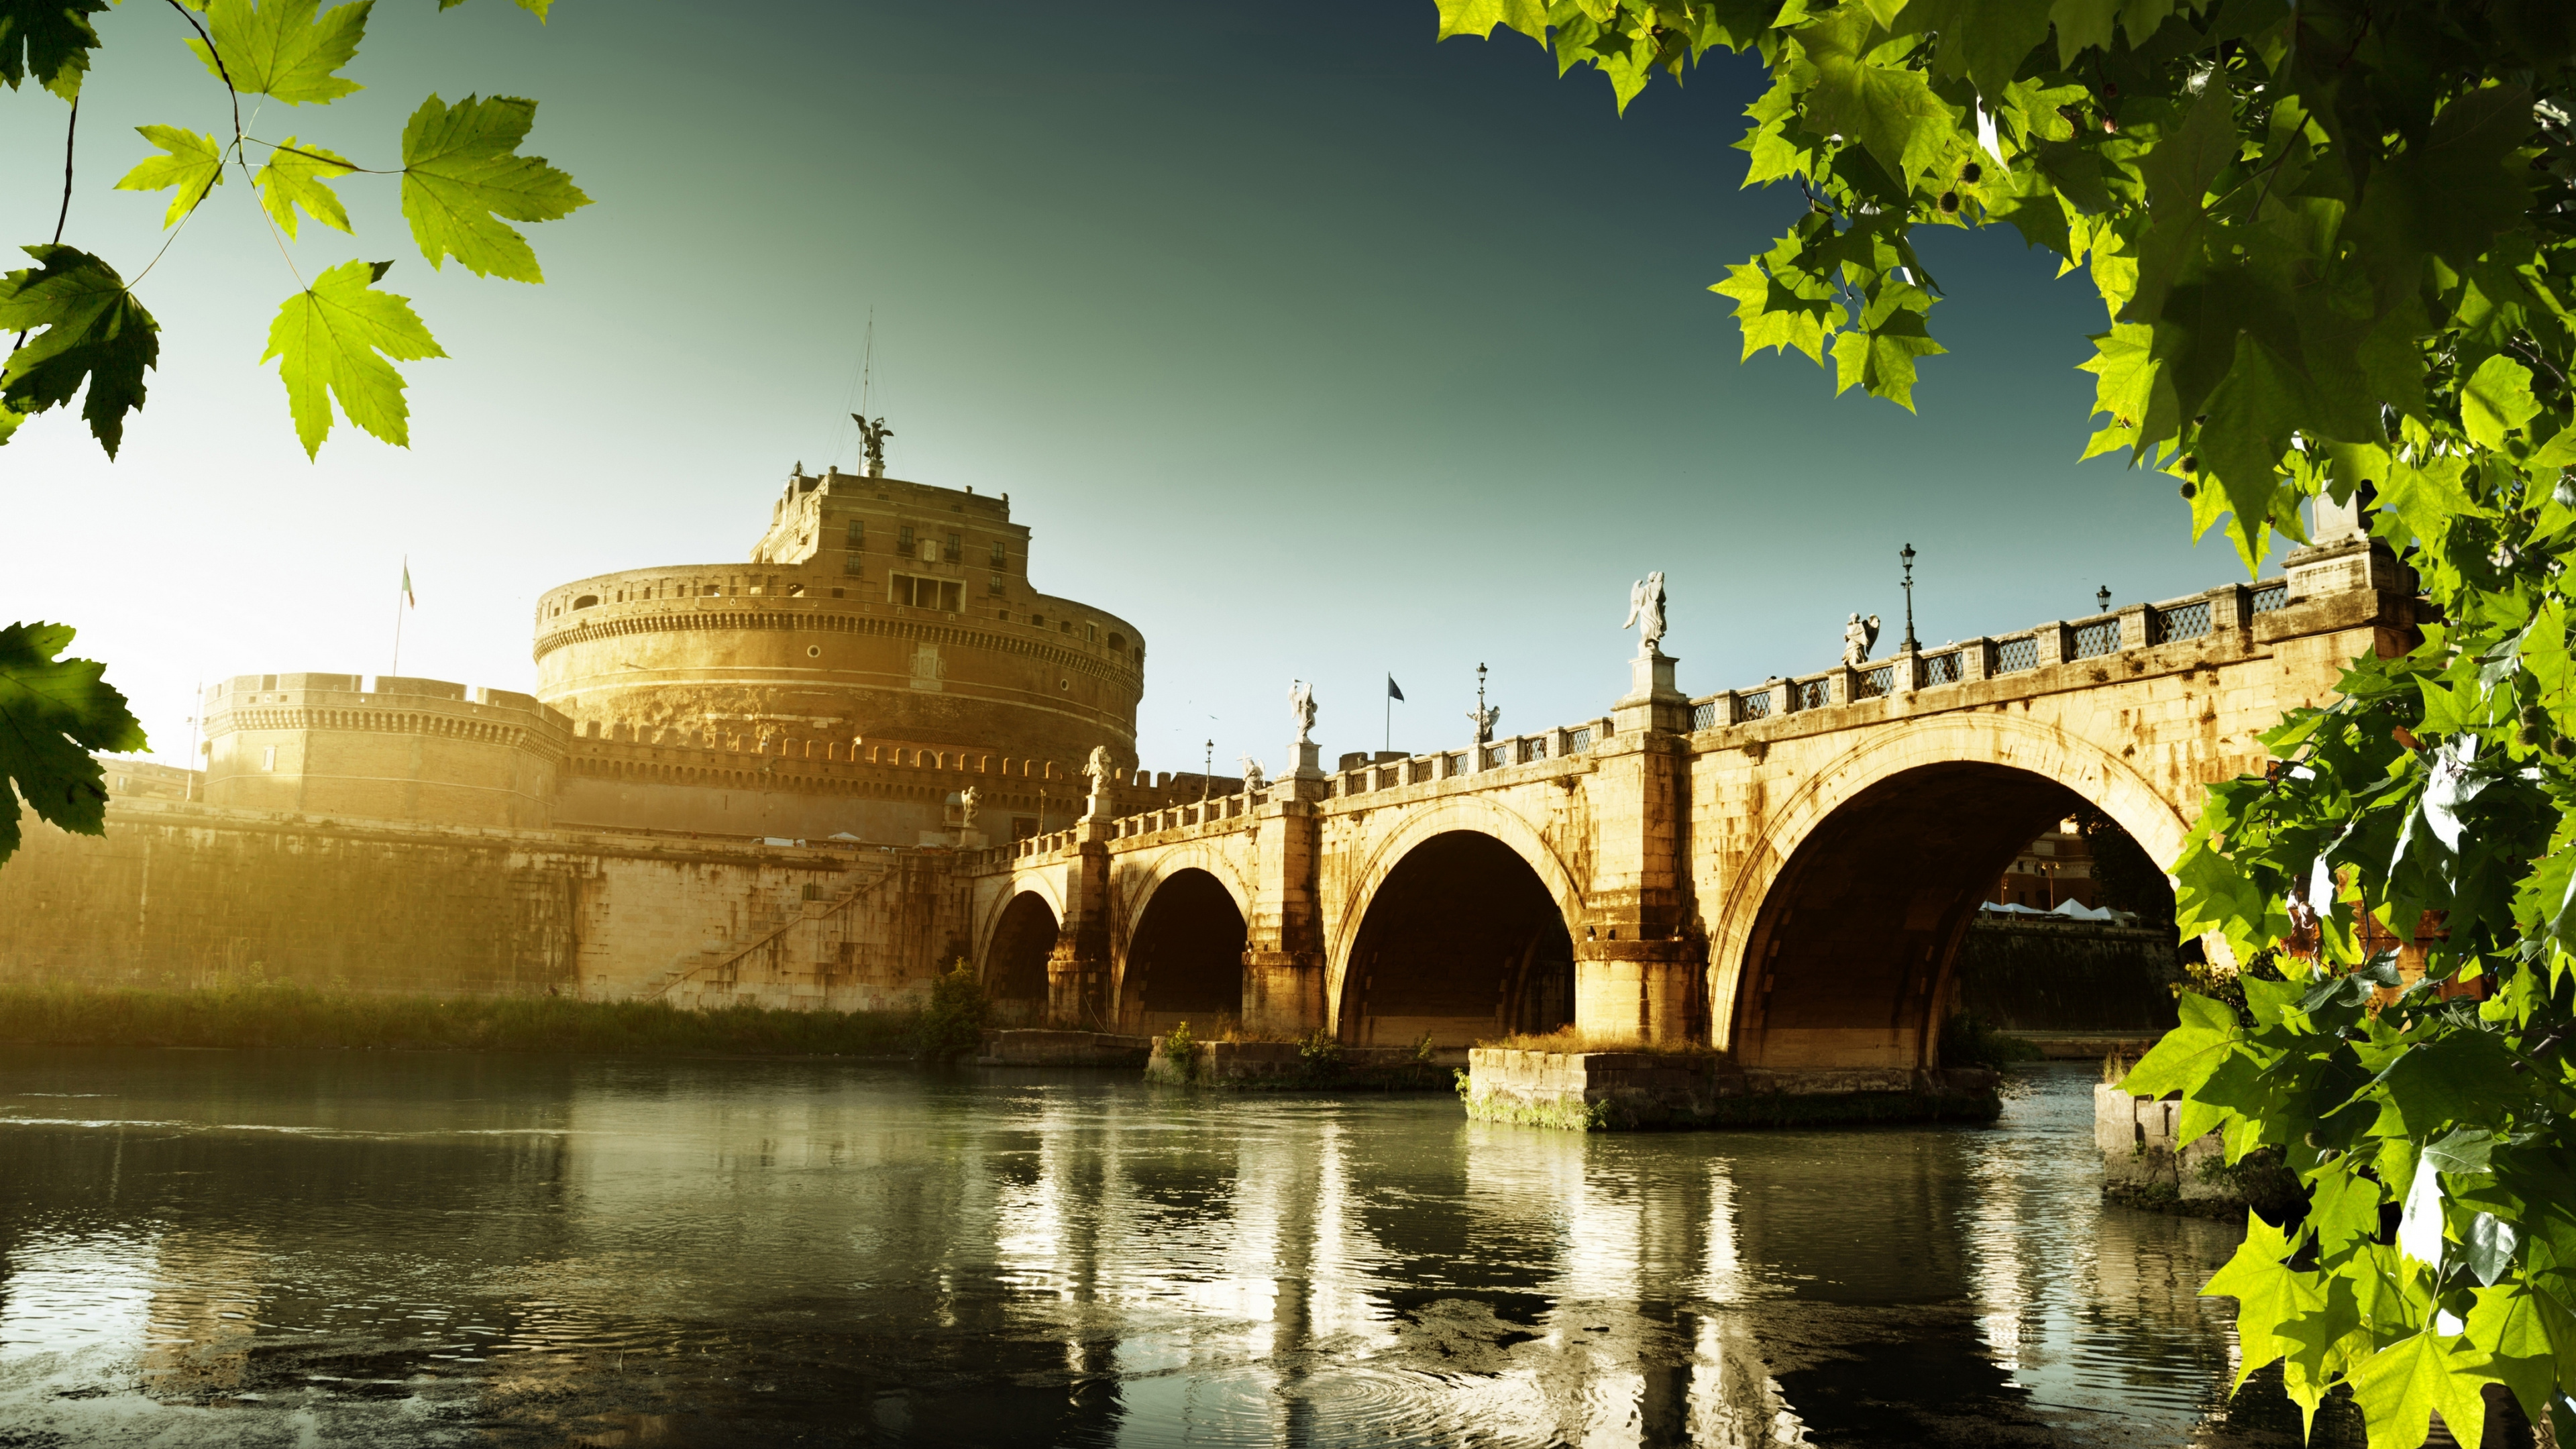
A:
1684;576;2290;730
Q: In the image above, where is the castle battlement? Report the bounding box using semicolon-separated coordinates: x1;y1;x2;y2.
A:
203;674;572;829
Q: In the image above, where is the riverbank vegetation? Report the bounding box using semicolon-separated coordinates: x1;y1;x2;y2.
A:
0;982;922;1057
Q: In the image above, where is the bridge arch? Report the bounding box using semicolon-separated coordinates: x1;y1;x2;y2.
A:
1712;712;2190;1071
1116;863;1249;1034
981;888;1061;1025
1329;798;1585;1048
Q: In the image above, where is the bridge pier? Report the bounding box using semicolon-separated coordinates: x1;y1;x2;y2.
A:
1242;786;1327;1035
1570;649;1703;1047
1045;820;1115;1026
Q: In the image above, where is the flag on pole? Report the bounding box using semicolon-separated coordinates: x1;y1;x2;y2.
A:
401;559;416;608
1387;675;1404;701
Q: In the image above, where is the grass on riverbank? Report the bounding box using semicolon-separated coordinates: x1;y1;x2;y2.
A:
1472;1027;1723;1057
0;983;922;1057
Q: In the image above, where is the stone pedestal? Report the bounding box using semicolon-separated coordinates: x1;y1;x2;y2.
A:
1275;739;1328;803
1242;792;1326;1034
955;827;988;850
1612;648;1690;736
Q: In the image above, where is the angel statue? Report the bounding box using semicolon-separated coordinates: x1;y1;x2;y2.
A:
1238;755;1267;794
853;415;894;478
1289;680;1318;745
1842;612;1882;667
1623;572;1668;656
1467;702;1501;746
958;786;980;828
1081;745;1116;819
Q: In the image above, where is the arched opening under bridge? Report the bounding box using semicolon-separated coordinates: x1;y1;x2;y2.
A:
1731;761;2174;1073
1120;869;1246;1035
984;892;1057;1026
1338;830;1574;1049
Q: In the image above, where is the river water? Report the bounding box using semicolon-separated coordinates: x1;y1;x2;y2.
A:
0;1051;2306;1447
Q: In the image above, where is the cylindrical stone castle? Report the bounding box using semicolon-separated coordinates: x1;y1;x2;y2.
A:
527;466;1146;835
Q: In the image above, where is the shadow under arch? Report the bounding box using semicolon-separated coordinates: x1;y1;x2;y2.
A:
983;891;1059;1026
1715;713;2190;1071
1326;795;1585;1020
1335;830;1575;1049
1119;868;1247;1034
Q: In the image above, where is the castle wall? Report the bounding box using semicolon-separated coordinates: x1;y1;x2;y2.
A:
530;474;1148;812
203;674;570;830
0;800;965;1006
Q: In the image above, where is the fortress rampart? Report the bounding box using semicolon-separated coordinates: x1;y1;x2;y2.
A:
203;673;570;830
531;471;1145;786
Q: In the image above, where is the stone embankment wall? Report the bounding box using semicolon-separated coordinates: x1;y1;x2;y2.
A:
1461;1048;2002;1130
0;800;965;1006
1951;915;2182;1034
2092;1081;2298;1216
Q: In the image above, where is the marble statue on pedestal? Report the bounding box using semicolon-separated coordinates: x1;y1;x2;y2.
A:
958;786;979;828
1623;572;1668;656
1081;746;1115;820
1467;702;1501;746
1238;755;1267;794
1289;680;1318;745
1843;612;1882;667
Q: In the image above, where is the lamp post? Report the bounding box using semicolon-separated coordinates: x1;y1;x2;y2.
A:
1202;739;1214;801
2096;584;2112;616
1899;543;1919;653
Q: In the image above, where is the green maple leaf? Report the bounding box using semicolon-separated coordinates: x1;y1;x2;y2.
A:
1432;0;1547;42
1711;254;1837;364
0;621;146;865
189;0;370;105
2463;1285;2576;1424
1894;0;2051;103
1830;292;1946;411
2077;321;2175;462
261;258;446;457
1798;7;1954;188
112;125;225;229
2348;1332;2490;1449
2119;989;2241;1097
399;94;590;282
0;246;158;457
0;0;107;98
2202;1211;2322;1385
2462;356;2540;451
254;138;355;239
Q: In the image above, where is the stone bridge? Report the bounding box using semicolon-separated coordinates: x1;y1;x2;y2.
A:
961;519;2412;1079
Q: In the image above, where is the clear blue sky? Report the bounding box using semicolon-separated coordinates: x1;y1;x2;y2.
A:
0;0;2284;775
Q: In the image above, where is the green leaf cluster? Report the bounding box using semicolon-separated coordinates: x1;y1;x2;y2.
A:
0;0;583;861
1440;0;2576;1439
13;0;586;460
0;623;146;865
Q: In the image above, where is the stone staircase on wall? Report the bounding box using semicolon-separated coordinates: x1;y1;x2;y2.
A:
643;856;934;1013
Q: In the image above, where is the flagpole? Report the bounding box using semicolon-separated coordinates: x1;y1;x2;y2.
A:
1385;676;1391;754
391;556;406;679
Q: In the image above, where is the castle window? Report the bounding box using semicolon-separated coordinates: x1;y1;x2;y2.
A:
843;554;864;577
989;539;1005;566
1085;623;1097;643
573;594;598;609
845;517;865;547
898;525;915;555
1108;632;1126;651
988;573;1004;596
892;574;963;612
1060;621;1073;634
830;588;845;598
261;746;277;771
945;531;962;562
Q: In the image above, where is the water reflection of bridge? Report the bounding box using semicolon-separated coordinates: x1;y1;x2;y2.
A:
969;519;2410;1078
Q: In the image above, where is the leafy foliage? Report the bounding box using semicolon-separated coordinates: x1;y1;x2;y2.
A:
398;93;590;282
1437;0;2576;1437
0;0;106;99
0;246;158;456
0;623;146;865
0;0;584;857
916;961;991;1059
113;125;225;227
264;258;445;456
186;0;371;107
